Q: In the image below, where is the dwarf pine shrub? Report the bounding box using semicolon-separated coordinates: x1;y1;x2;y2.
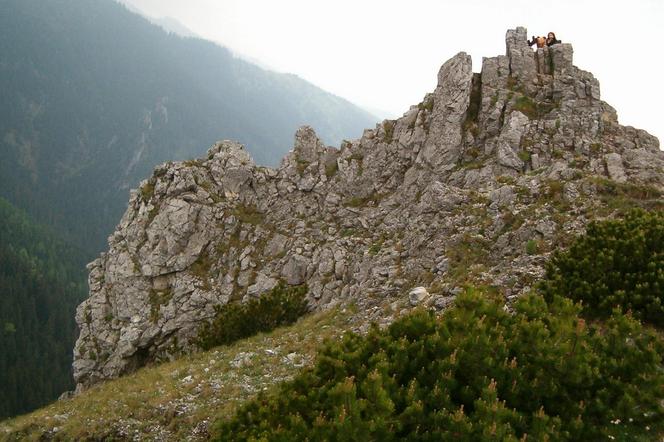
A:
540;209;664;325
213;289;664;441
196;283;309;350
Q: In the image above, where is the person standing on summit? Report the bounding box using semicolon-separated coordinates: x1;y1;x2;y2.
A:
528;35;546;48
528;32;561;48
546;32;561;46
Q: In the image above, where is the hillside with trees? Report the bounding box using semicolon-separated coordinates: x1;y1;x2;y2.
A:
0;0;376;255
0;198;87;419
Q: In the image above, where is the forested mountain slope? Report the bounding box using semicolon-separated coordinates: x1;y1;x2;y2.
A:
0;0;376;254
0;198;87;419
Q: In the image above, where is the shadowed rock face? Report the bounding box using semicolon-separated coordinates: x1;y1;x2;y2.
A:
73;28;664;391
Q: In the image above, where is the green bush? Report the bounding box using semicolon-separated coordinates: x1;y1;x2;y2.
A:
513;96;537;119
540;209;664;325
525;239;539;255
383;120;395;143
212;289;664;440
196;283;309;350
139;179;155;202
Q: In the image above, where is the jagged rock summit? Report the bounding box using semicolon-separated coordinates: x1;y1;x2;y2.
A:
73;27;663;391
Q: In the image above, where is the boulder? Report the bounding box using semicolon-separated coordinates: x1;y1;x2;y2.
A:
409;287;430;306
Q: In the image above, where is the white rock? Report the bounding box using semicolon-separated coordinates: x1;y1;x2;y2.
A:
409;287;430;306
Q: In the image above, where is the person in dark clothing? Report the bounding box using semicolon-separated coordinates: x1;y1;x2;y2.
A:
546;32;561;46
528;35;547;48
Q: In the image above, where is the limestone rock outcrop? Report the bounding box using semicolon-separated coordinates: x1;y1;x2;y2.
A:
73;28;664;390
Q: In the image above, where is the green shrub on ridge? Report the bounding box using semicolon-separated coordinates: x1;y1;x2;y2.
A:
213;289;664;441
196;283;309;350
540;209;664;325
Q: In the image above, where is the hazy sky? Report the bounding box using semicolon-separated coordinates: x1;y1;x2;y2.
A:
118;0;663;145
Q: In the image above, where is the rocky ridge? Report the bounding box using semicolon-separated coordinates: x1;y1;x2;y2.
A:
73;27;664;391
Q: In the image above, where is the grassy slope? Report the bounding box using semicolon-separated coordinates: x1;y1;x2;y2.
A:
0;308;355;441
3;292;663;441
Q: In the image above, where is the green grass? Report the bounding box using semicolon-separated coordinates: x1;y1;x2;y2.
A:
340;228;356;237
146;203;160;224
457;160;485;171
324;161;338;178
418;98;433;112
190;251;213;280
543;179;566;206
139;180;156;202
343;192;381;208
589;176;664;214
295;159;309;175
382;120;395;143
517;150;531;163
513;96;537;119
490;91;499;107
0;308;354;442
446;233;492;285
183;159;203;168
496;175;516;185
368;236;387;256
513;95;556;120
149;288;174;322
233;204;265;225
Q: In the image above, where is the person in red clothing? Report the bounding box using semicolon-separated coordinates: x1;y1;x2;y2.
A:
528;35;547;48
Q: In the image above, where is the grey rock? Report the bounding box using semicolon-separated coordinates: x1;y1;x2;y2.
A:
281;255;309;285
418;52;473;169
535;46;552;75
604;153;627;183
505;27;537;89
490;186;516;208
140;199;214;276
496;111;529;170
531;153;542;170
247;274;278;298
550;43;574;75
292;126;325;164
433;296;455;310
497;145;525;171
409;287;430;306
72;28;664;392
265;233;289;258
58;390;74;401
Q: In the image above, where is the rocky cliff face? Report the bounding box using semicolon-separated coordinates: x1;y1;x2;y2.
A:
73;27;664;391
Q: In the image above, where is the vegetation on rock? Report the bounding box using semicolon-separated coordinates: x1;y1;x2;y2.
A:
540;209;664;325
5;211;664;439
196;284;309;350
71;26;664;394
213;289;664;441
0;308;354;441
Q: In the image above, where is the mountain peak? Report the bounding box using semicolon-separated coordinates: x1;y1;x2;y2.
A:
72;28;663;391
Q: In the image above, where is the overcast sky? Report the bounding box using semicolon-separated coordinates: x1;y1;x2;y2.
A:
118;0;663;145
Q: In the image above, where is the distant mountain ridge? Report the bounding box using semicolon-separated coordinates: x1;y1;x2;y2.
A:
149;15;199;38
0;0;377;255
